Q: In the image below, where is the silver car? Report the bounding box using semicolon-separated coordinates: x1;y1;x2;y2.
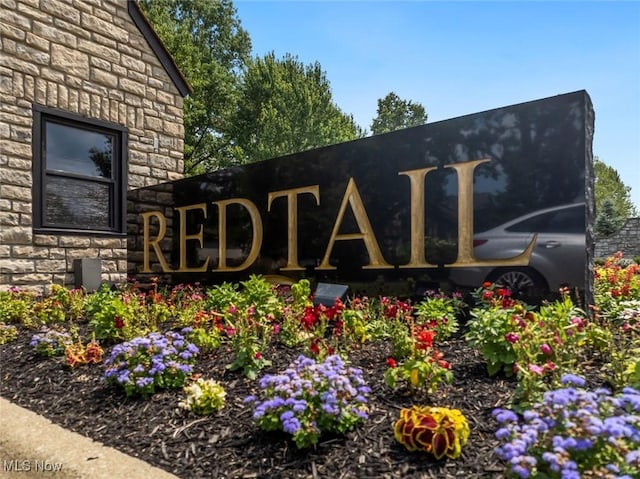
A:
448;203;586;296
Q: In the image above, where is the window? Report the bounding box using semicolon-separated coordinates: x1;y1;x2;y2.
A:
33;105;127;234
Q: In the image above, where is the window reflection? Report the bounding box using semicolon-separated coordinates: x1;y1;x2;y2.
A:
46;122;113;178
45;177;111;229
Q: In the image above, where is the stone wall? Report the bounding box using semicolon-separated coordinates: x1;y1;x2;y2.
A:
0;0;185;293
595;217;640;260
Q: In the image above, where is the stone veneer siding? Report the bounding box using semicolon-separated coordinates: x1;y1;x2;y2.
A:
594;218;640;260
0;0;185;293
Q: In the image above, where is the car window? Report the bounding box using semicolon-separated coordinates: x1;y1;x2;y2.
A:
506;205;585;233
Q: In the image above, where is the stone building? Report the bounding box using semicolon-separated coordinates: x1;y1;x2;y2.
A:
0;0;190;293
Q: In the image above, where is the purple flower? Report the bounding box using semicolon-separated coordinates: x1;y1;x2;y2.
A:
247;354;370;447
560;374;586;387
493;409;519;424
625;450;639;465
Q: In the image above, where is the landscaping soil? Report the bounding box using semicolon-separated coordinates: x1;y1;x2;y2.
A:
0;326;515;479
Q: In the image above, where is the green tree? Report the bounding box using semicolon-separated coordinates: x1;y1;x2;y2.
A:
594;197;624;236
231;52;363;163
139;0;251;175
594;157;637;221
370;92;428;135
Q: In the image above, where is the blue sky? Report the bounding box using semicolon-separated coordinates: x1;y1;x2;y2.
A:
234;0;640;210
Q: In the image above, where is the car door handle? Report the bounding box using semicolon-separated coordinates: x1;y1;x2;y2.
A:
540;241;561;249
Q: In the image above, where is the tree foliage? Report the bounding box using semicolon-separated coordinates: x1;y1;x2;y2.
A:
370;92;428;135
138;0;251;175
231;52;363;164
594;157;637;221
594;197;624;236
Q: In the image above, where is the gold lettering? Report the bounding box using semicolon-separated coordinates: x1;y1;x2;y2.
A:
268;185;320;271
141;211;173;273
317;178;392;270
175;203;210;272
213;198;263;271
398;167;438;268
446;159;537;267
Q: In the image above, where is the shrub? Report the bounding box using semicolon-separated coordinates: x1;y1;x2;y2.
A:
244;354;370;448
414;290;465;340
30;328;72;357
465;283;529;376
179;378;226;415
0;323;19;344
104;328;198;397
493;374;640;479
509;292;609;407
594;255;640;390
594;252;640;322
384;322;453;395
48;284;86;322
394;405;470;459
0;287;35;326
86;284;168;342
65;337;104;368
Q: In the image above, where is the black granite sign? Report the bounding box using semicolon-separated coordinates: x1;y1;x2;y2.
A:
127;91;594;299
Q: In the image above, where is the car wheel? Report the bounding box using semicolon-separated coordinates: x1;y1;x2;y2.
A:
487;267;548;300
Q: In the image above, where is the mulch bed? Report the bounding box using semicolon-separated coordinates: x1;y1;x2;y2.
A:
0;325;514;479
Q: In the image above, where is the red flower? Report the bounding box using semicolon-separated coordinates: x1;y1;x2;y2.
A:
254;351;262;360
387;357;397;368
114;316;124;329
496;288;510;298
309;340;320;356
301;306;317;329
384;304;398;319
415;328;435;350
501;298;515;308
437;360;451;369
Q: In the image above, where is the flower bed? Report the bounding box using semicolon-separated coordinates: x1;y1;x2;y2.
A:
0;254;639;478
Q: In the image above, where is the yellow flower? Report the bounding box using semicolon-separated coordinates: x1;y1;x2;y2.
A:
394;406;470;459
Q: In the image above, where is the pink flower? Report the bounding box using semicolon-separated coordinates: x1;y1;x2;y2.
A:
272;323;280;335
504;332;519;344
228;305;237;315
540;343;553;355
512;315;526;328
529;364;544;375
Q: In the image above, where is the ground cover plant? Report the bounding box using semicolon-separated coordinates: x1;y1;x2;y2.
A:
0;257;639;478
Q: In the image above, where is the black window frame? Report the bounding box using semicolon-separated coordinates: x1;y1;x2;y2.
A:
32;104;128;236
